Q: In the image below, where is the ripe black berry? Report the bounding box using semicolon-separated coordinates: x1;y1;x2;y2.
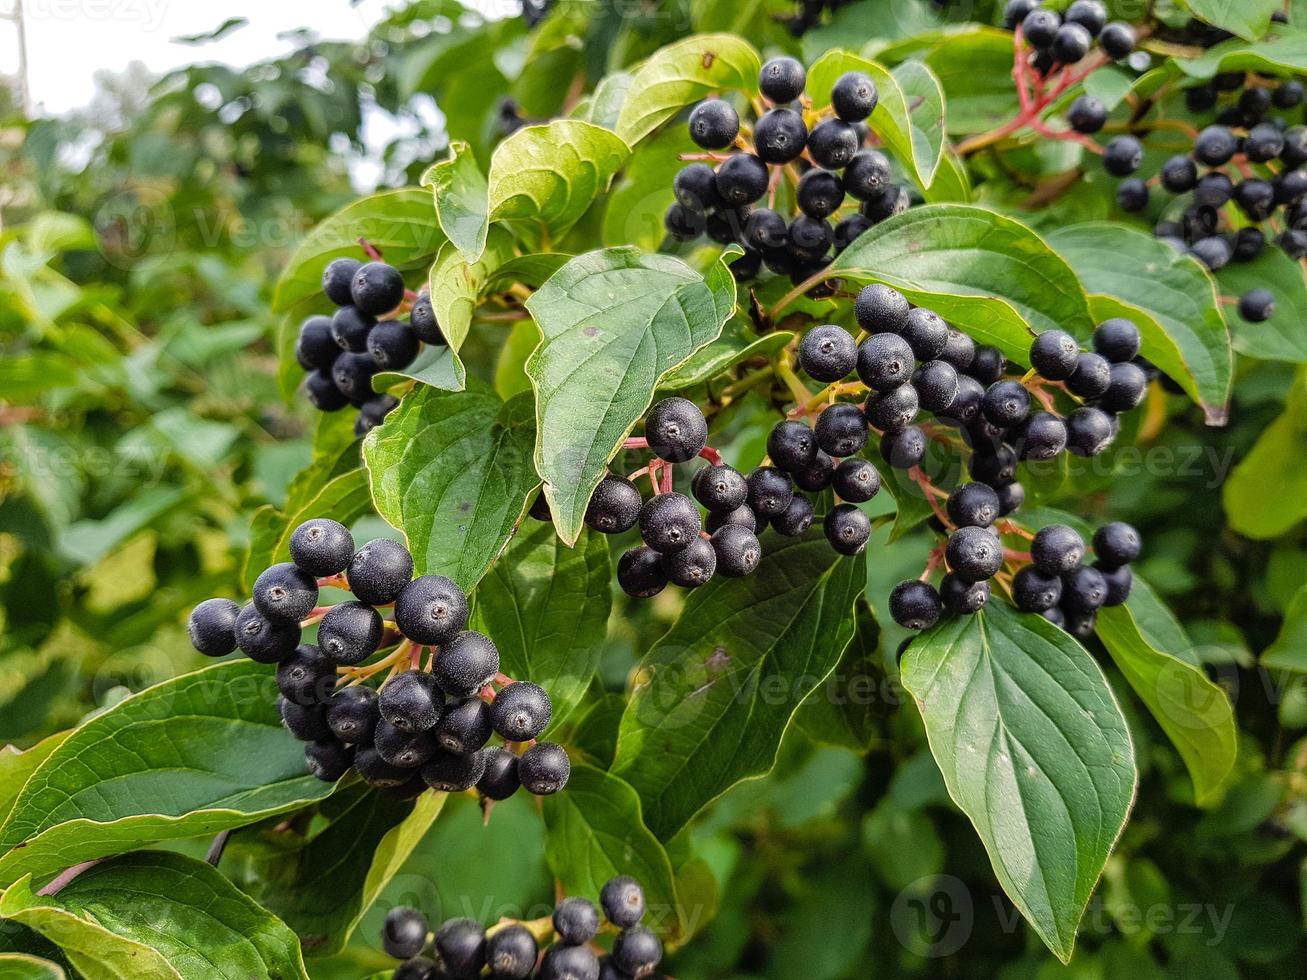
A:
617;546;668;598
797;169;846;219
711;525;761;577
646;397;707;463
947;482;1000;528
538;945;600;980
477;746;521;801
1065;406;1115;456
252;562;319;626
296;316;338;372
834;214;872;252
1052;22;1091;63
1275;80;1305;109
673;163;722;212
799;324;857;383
995;480;1024;516
1116;179;1149;213
793;450;835;492
773;495;814;537
815;403;868;457
638;492;702;553
322;257;361;306
367;320;419;371
585;475;642;534
890;580;942;630
912;359;959;413
331;305;375;353
842;150;892;201
1194;172;1233;208
854;285;906;334
601;876;646;928
279;697;330;741
289;518;354;577
1245;123;1284;163
856;332;915;390
715;153;769;206
1193;125;1236;167
612;925;663;977
347;538;414;606
788;215;834;262
1238;288;1275;323
981;380;1031;428
1159;155;1197;193
326;684;379;744
305;737;354;782
383;907;429;960
277;644;334;706
350;262;405;316
484;924;536;979
967;444;1016;486
746;467;794;519
862;183;910;222
1066;352;1112;398
662;537;717;586
1099;361;1148;413
760;55;806;103
688;99;739;149
554;897;601;946
1281;229;1307;259
423;747;488;792
1016;411;1068;460
864;383;919;433
1098;563;1133;606
824;503;871;555
379;669;443;732
808;118;860;169
235;603;300;664
1065;0;1106;34
664;203;703;242
880;425;927;469
1062;565;1107;613
394;574;469;647
946;526;1003;582
1098;21;1134;59
519;741;571;795
743;208;788;251
1004;0;1038;30
767;420;818;472
374;720;438;769
1066;95;1107;134
490;681;552;742
832;458;881;503
1103;135;1143;176
831;71;878;122
691;464;748;513
434;696;492;754
188;597;241;657
1022;8;1059;48
900;308;949;361
1030;330;1081;381
1032;524;1085;575
1014;570;1064;620
941;573;990;614
433;630;499;698
1093;521;1141;569
754;107;808;164
305;370;348;412
409;292;443;345
435;919;486;978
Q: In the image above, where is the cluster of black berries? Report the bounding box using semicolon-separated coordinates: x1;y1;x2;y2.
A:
295;257;446;435
1012;521;1139;637
667;58;914;286
1098;68;1307;321
186;518;568;799
381;876;662;980
1004;0;1135;73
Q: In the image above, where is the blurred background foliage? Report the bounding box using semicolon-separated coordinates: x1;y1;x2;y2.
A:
1;1;1306;977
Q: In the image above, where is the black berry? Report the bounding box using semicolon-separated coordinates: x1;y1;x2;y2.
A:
188;597;241;656
1032;524;1085;575
855;283;911;332
491;681;552;741
638;492;702;553
946;526;1003;582
585;475;643;534
617;546;668;598
646;397;707;463
754;107;808;164
252;562;319;625
601;876;646;928
831;71;878;122
435;696;493;754
711;525;762;577
689;99;739;149
383;907;429;960
1013;565;1063;612
824;503;871;555
808;118;860;169
326;685;379;744
348;538;414;606
746;467;794;518
890;580;943;630
394;574;469;647
554;897;601;946
379;669;444;732
235;603;301;664
519;741;571;795
432;630;499;698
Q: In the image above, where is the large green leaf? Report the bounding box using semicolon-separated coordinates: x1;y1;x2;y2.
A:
613;534;865;840
424;140;490;260
899;602;1136;964
917;27;1021;135
0;851;307;980
807;50;946;188
1048;224;1233;424
542;765;683;938
796;598;885;751
1217;248;1307;363
1174;27;1307;79
0;661;334;888
470;522;611;730
823;205;1093;361
659;319;792;391
1223;376;1307;539
424;225;517;387
1096;606;1237;807
363;384;538;591
615;34;762;146
524;247;736;545
0;735;68;830
1177;0;1280;43
0;953;66;979
226;788;445;958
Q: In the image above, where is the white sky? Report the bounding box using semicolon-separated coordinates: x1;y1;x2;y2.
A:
0;0;404;114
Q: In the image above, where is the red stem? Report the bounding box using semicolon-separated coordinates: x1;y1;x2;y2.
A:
358;237;384;261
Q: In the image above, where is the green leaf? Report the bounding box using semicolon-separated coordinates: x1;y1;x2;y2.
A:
363;384;538;591
471;522;611;730
1096;604;1237;807
272;189;444;314
487;121;630;253
541;765;683;938
918;27;1021;135
1217;247;1307;363
808;51;946;187
1222;378;1307;539
1174;27;1307;79
1047;224;1233;424
796;598;885;751
825;204;1093;361
424;140;490;260
226;787;445;958
57;487;187;568
0;851;308;980
1263;583;1307;672
0;734;68;830
659;319;792;391
0;953;66;979
425;225;517;386
899;602;1136;964
616;35;762;146
0;353;79;398
524;247;736;546
0;661;334;888
1177;0;1280;43
613;534;866;840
